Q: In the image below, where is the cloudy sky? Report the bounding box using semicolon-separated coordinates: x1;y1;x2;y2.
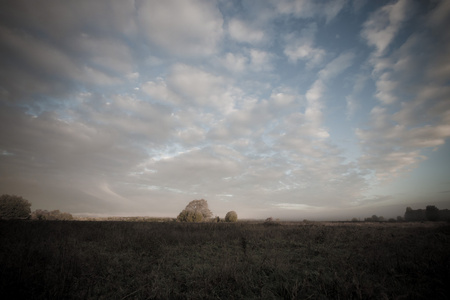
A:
1;0;449;220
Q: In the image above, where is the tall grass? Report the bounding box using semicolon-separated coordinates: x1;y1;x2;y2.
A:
1;221;449;299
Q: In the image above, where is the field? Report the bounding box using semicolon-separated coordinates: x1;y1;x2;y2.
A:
1;221;449;299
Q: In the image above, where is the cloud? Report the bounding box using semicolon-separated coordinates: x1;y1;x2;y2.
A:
0;105;145;211
221;52;249;73
0;1;140;104
346;74;368;118
74;34;135;75
228;19;265;44
374;72;398;105
284;23;325;66
249;49;274;71
168;64;226;105
318;51;355;80
352;0;368;13
0;0;137;39
141;78;180;105
356;0;450;182
142;64;240;115
0;26;122;94
357;106;450;181
361;0;414;57
137;0;223;56
273;0;348;23
285;43;326;66
302;51;354;131
136;72;368;212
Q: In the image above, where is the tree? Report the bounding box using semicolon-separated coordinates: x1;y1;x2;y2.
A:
0;194;31;220
426;205;439;221
405;207;426;221
183;199;213;219
225;211;238;222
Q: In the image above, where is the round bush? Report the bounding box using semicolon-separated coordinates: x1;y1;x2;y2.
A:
177;209;203;222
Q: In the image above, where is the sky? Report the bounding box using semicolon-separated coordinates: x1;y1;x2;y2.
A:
0;0;449;220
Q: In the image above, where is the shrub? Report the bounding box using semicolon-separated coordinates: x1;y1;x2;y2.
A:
264;217;280;226
177;209;203;222
225;211;238;222
0;194;31;220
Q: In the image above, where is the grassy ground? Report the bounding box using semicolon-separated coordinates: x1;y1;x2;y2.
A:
1;221;449;299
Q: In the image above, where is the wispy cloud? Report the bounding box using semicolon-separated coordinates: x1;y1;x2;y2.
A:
356;0;450;183
361;0;414;57
284;23;326;67
137;0;223;56
228;19;265;45
273;0;348;23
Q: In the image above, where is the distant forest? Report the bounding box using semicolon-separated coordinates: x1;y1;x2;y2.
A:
405;206;450;222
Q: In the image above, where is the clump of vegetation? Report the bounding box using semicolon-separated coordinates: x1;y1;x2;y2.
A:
225;211;238;222
0;194;31;220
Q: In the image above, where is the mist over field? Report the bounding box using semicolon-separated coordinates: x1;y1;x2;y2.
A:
0;0;449;220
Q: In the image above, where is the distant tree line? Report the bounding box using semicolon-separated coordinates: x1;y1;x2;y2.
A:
404;206;450;222
361;215;404;222
359;205;450;223
0;194;73;220
31;209;73;220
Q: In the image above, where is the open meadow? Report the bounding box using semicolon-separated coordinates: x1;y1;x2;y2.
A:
1;220;449;299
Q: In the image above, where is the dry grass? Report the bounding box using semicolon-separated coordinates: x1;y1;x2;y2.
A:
1;220;449;299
